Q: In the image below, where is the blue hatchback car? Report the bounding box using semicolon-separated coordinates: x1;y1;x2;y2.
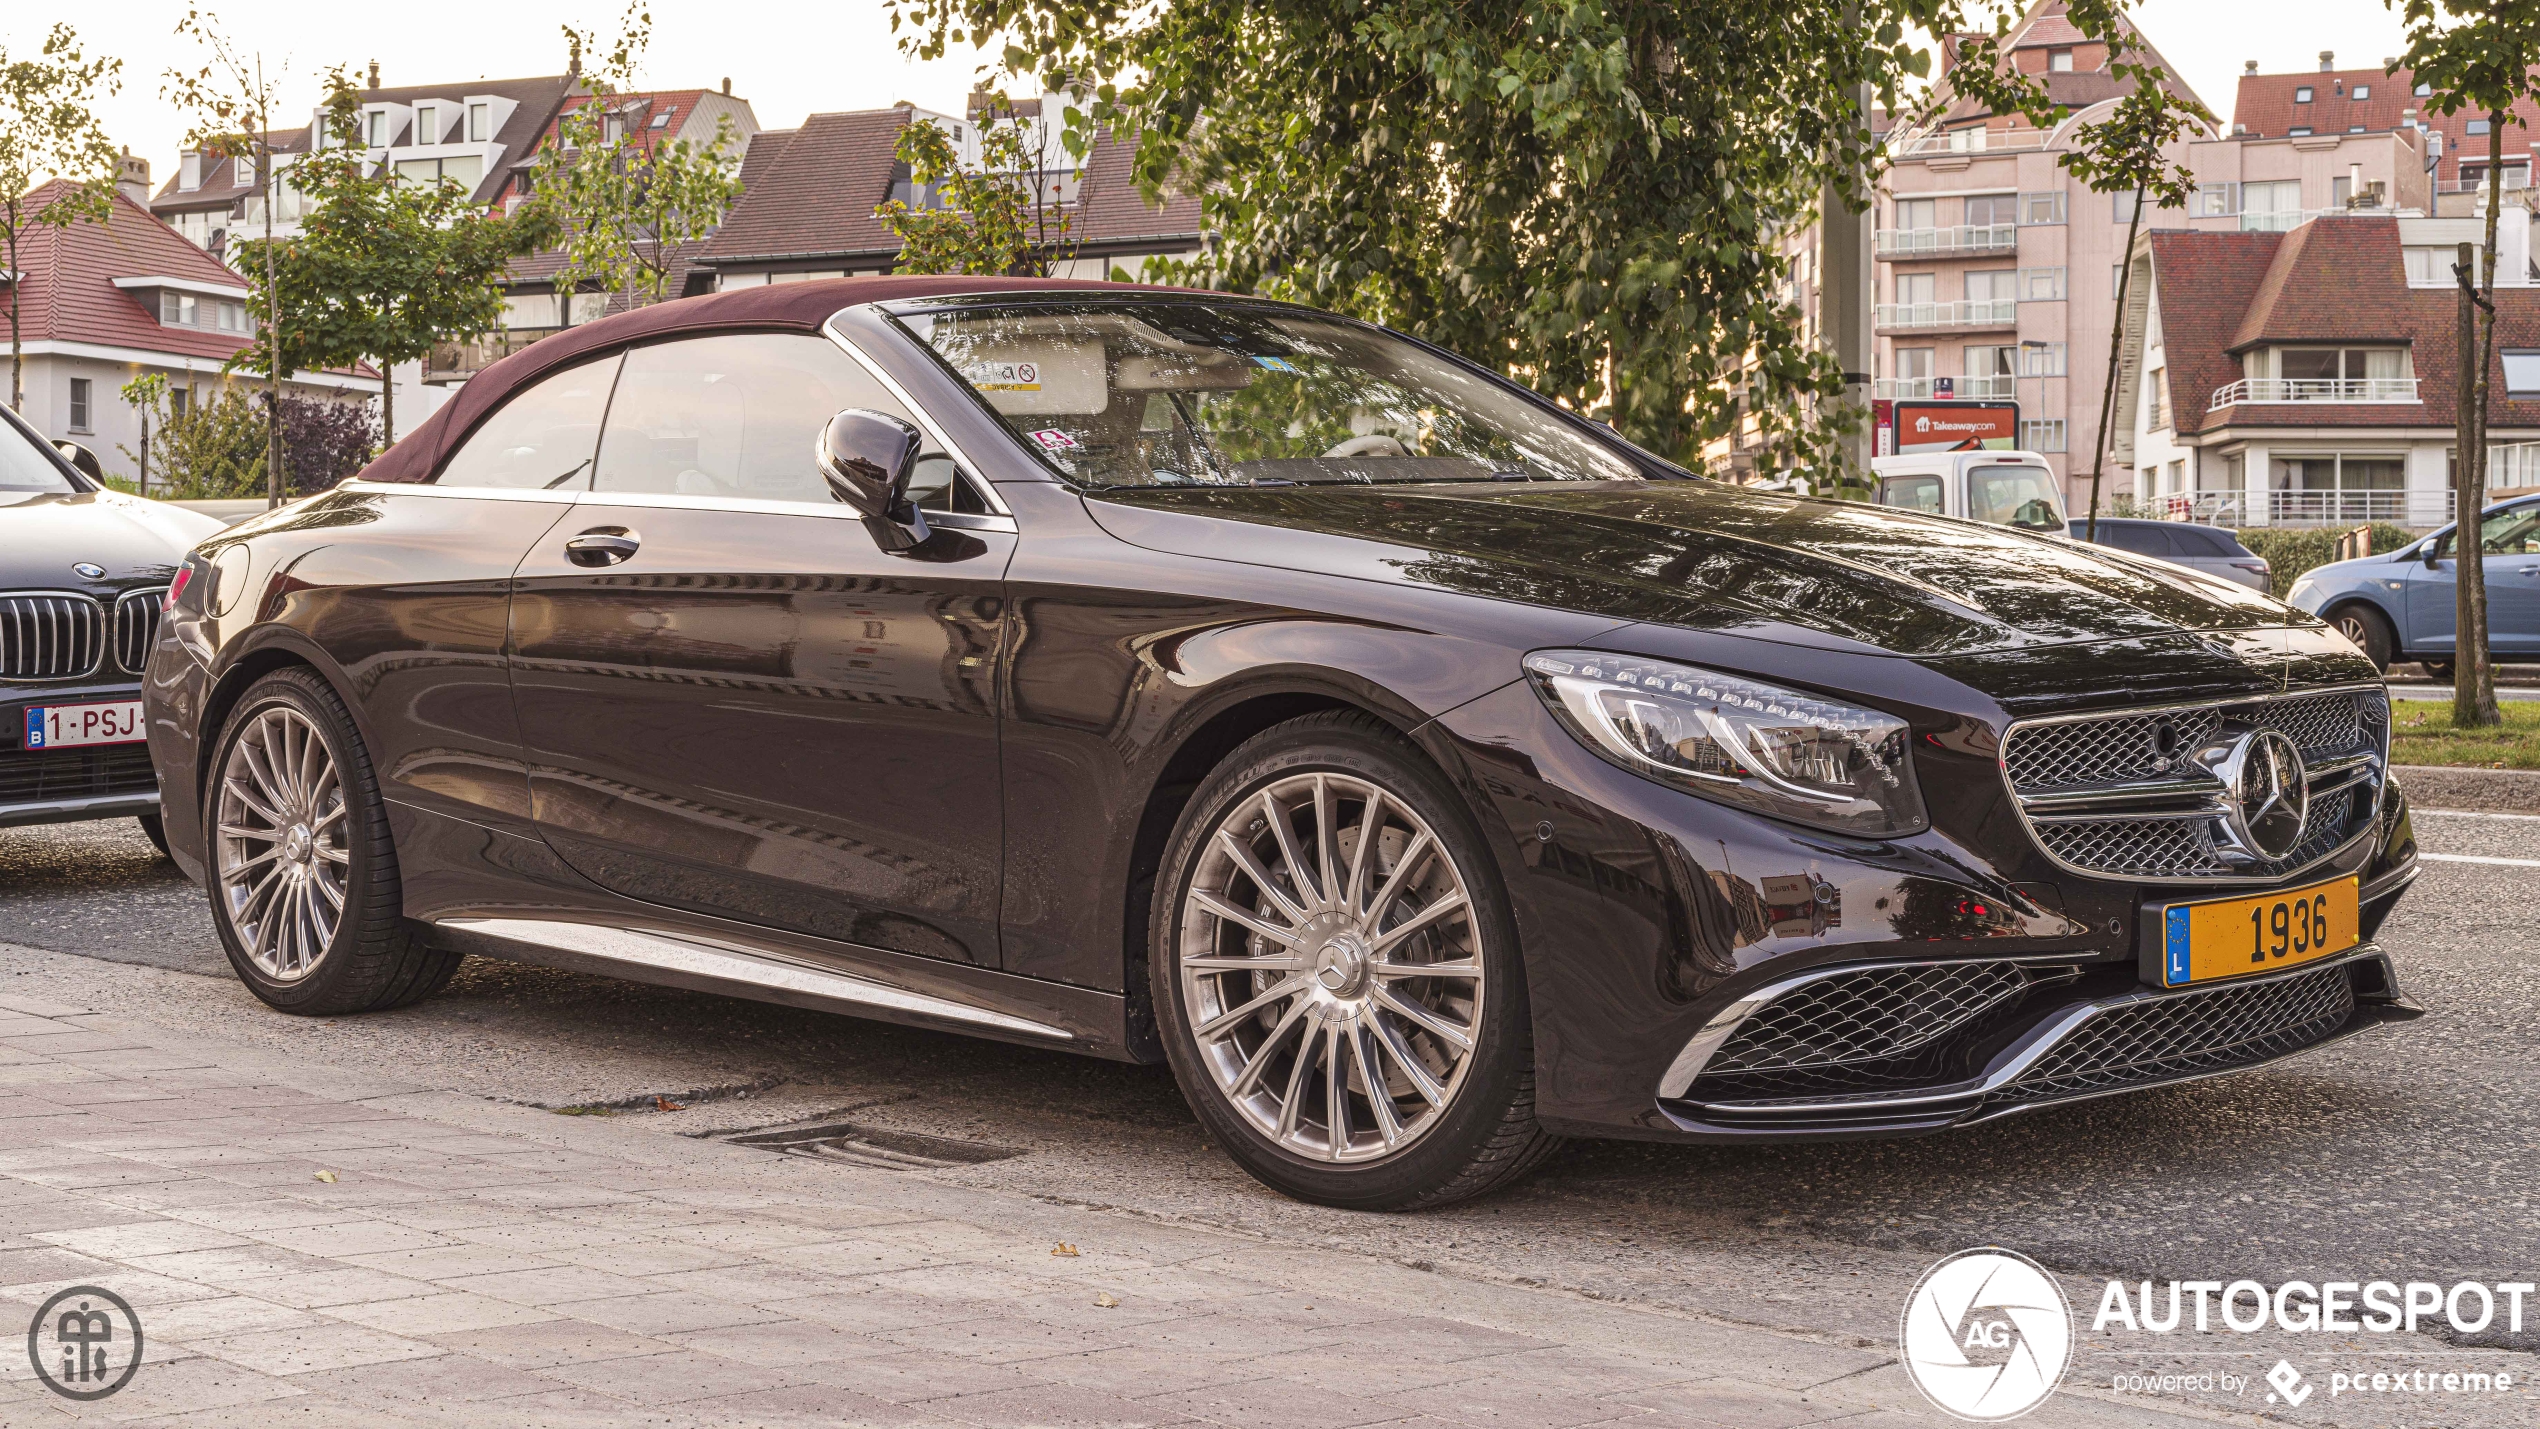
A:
2287;494;2540;676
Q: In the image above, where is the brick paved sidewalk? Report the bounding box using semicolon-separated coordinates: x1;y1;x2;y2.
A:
0;989;2203;1429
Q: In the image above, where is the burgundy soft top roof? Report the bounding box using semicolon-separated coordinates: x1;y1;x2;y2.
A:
357;274;1195;485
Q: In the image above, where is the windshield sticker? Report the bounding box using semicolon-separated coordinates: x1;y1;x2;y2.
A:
967;360;1043;392
1029;428;1082;451
1251;355;1302;373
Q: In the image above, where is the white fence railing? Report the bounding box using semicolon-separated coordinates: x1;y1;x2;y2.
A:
1891;130;2055;158
2266;490;2455;527
2209;377;2420;410
1875;299;2020;330
1874;224;2019;257
1875;374;2017;400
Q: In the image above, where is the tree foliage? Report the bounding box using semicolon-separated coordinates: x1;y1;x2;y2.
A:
878;99;1078;276
888;0;2205;476
111;385;377;500
529;5;741;312
0;23;122;411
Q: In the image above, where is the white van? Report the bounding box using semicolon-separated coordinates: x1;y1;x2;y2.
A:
1868;451;2068;536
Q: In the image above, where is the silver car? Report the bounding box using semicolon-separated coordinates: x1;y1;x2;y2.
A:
2076;518;2271;591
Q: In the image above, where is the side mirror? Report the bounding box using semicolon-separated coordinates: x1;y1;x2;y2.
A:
2424;541;2443;567
817;407;930;550
54;441;103;481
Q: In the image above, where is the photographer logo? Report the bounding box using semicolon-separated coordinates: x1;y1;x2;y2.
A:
1902;1249;2073;1422
26;1285;143;1401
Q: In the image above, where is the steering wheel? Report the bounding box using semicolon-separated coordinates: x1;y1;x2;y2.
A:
1321;434;1408;459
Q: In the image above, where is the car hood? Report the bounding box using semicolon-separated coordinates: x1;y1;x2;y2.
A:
0;489;224;591
1085;480;2305;660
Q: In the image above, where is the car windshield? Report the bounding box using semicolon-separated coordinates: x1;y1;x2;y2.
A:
1966;464;2065;533
899;301;1645;489
0;414;76;494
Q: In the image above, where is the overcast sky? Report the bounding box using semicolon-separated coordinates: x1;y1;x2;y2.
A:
6;2;2421;188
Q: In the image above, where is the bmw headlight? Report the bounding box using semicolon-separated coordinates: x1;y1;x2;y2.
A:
1522;651;1927;836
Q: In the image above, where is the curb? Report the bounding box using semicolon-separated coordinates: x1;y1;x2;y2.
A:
2396;763;2540;815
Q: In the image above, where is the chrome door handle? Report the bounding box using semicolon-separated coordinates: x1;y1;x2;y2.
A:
564;529;640;567
2519;565;2539;577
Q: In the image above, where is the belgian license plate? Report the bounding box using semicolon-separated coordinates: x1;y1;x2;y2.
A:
2158;876;2361;988
23;701;146;750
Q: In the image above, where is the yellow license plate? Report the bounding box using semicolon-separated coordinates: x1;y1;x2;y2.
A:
2159;876;2360;988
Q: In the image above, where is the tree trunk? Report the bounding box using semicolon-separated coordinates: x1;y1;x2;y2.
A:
265;144;283;509
138;417;150;499
380;365;394;448
6;220;21;412
2457;118;2504;728
2086;186;2148;542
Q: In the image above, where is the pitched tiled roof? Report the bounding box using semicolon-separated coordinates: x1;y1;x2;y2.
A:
2;181;259;361
2230;64;2540;187
1933;1;2205;131
543;90;713;161
148;128;313;214
698;108;912;265
2149;216;2540;435
1071;131;1203;250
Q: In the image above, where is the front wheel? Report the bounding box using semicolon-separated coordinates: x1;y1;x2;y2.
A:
206;668;458;1015
2329;604;2394;672
1151;710;1559;1210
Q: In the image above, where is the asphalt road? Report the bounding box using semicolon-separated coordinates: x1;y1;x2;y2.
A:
5;805;2539;1423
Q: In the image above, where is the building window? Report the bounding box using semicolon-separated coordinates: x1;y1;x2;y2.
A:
179;152;202;190
1893;271;1937;307
2468;118;2493;135
367;110;388;146
2146;368;2169;430
1965;193;2017;228
2020;419;2067;451
650;111;671;129
2505;351;2540;395
1894;347;1935;383
2113;262;2125;297
2113;190;2138;223
1965;269;2017;304
468;102;489;142
414;105;436;143
2290;127;2314;137
2296;86;2315;103
2406;245;2461;285
68;378;91;432
1893;197;1936;231
233;157;253;188
160;292;198;327
2018;266;2067;301
2018;342;2067;376
2049;49;2074;72
2018;191;2066;225
2355;85;2371;100
2417;81;2433;97
2193;182;2240;217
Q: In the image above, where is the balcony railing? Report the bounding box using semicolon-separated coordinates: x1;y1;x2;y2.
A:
425;326;565;385
2238;208;2334;233
1874;223;2018;258
2267;489;2454;527
1890;129;2055;158
1875;298;2019;331
1874;374;2016;400
2209;377;2420;410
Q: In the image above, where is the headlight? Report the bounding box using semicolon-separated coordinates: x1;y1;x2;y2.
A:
2286;578;2318;610
1522;651;1927;836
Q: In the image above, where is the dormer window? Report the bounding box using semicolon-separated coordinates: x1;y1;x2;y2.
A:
233;157;253;188
2048;49;2073;72
2355;85;2371;100
468;102;489;142
180;152;202;190
2296;86;2315;103
415;105;436;143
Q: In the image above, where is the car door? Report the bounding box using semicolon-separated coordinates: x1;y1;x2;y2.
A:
507;332;1014;966
2403;503;2540;656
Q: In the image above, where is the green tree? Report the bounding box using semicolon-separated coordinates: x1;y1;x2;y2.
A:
165;7;290;506
0;23;121;412
232;72;552;444
528;6;741;316
116;371;168;496
2394;0;2536;730
878;98;1078;276
1942;6;2214;540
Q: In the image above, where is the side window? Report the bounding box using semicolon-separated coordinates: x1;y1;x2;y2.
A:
593;333;981;509
433;356;620;489
1877;476;1943;514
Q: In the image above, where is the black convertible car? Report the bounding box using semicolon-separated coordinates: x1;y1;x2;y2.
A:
2;404;220;848
144;277;2419;1209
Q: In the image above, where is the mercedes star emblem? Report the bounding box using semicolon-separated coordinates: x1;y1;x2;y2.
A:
2219;728;2310;862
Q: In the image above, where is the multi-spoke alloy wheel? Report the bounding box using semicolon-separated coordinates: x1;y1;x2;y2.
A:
217;705;351;980
206;670;458;1015
1155;711;1558;1210
1181;771;1483;1161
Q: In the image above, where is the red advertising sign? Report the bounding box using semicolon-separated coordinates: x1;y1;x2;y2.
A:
1892;401;2020;453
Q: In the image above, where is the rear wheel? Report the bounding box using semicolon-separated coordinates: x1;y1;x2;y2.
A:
2418;658;2456;683
1151;710;1559;1211
2329;603;2394;672
206;668;457;1015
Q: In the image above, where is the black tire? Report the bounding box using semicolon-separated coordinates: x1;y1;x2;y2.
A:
136;813;170;859
1150;709;1560;1211
2328;603;2395;672
205;667;458;1015
2418;658;2456;683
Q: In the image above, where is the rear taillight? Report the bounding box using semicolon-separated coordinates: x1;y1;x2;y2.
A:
164;565;192;611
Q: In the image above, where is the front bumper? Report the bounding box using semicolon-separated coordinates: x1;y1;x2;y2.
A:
1;682;158;828
1655;946;2416;1138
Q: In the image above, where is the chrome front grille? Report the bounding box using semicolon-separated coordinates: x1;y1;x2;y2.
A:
114;589;167;674
0;592;105;680
1988;961;2358;1105
2001;686;2387;882
1708;962;2031;1073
